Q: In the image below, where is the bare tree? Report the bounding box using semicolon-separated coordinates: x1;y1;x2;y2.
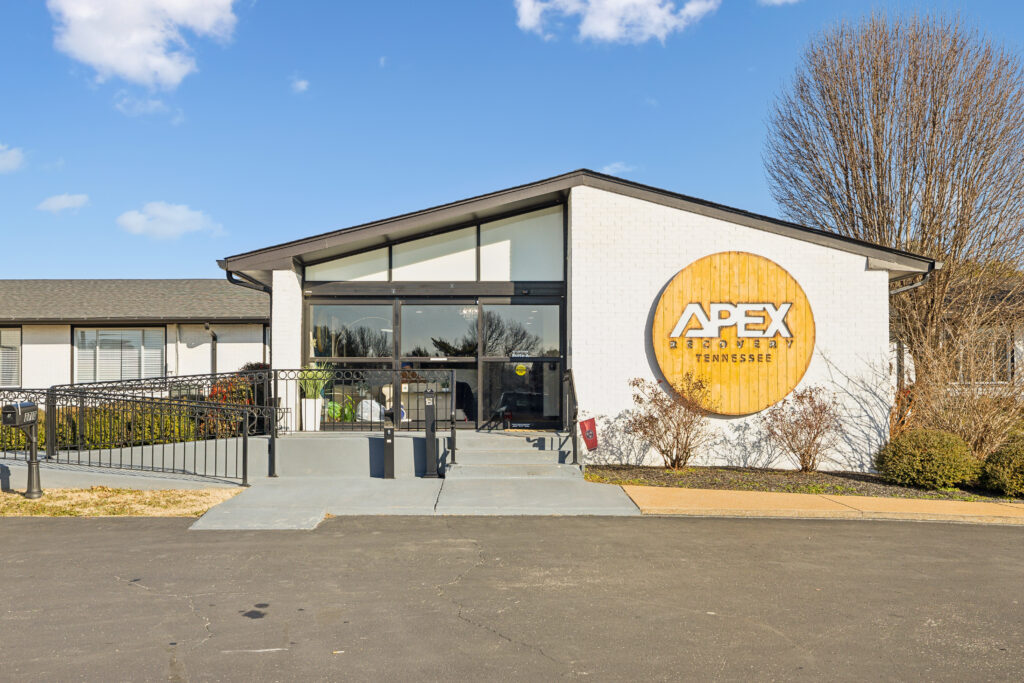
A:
765;14;1024;390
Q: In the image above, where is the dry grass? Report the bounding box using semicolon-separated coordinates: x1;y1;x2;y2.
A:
0;486;240;517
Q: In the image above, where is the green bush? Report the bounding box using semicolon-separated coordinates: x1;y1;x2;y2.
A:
983;442;1024;497
875;429;980;490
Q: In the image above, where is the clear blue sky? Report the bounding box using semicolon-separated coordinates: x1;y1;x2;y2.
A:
1;0;1021;278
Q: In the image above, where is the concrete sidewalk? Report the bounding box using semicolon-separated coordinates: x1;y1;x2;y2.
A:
191;474;640;529
623;485;1024;525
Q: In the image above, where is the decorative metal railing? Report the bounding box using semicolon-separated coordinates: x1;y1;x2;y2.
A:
36;368;458;481
0;387;270;484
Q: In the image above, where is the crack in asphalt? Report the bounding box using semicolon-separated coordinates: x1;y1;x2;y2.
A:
436;519;569;676
113;575;214;646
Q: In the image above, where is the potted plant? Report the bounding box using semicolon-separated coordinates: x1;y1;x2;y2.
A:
298;363;330;431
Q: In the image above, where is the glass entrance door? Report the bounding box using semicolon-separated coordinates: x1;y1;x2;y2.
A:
398;302;479;429
481;360;562;429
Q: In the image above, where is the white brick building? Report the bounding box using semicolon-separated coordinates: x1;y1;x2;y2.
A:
218;170;936;470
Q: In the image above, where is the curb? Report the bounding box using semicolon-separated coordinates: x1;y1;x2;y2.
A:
621;486;1024;526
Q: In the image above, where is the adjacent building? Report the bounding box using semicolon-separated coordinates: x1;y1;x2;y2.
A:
0;279;268;389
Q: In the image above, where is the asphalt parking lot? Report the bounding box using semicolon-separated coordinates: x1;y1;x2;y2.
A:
2;517;1022;681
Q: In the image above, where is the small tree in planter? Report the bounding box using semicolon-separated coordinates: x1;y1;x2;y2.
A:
758;386;843;472
298;364;330;431
626;375;716;470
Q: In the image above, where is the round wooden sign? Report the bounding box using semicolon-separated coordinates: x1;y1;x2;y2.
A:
651;252;815;416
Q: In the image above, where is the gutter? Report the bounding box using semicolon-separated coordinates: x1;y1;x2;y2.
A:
225;269;271;293
889;260;942;296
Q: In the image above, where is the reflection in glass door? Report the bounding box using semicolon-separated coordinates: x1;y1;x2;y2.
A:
481;361;562;429
398;303;479;428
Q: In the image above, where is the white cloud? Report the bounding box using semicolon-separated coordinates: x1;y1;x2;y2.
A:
291;76;309;93
117;201;222;239
37;193;90;213
600;161;636;175
379;56;388;68
47;0;237;89
515;0;721;43
114;91;169;116
757;0;801;5
0;143;25;173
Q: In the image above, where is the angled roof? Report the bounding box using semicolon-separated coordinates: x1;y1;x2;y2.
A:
219;169;938;280
0;279;269;324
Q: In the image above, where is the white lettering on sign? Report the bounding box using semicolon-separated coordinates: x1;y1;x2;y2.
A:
669;302;794;339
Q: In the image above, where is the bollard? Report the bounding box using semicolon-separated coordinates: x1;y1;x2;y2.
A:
383;426;395;479
422;390;439;479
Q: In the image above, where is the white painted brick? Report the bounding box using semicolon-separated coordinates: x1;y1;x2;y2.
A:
568;186;891;471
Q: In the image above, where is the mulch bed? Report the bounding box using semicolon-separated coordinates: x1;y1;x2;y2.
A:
584;465;1024;503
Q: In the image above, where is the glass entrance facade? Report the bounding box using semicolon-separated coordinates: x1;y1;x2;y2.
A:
303;203;567;430
307;300;564;429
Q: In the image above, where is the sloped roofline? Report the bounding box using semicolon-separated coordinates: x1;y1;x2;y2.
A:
218;169;937;278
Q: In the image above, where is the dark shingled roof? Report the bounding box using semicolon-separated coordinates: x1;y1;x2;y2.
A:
0;279;268;323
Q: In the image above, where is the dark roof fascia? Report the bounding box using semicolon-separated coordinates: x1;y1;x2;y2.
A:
220;169;937;276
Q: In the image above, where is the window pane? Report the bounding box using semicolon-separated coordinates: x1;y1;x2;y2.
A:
311;305;393;358
482;305;560;357
97;330;123;381
120;330;143;380
480;206;563;281
143;329;165;378
400;305;478;357
0;328;21;387
76;329;96;383
306;248;389;282
391;227;476;281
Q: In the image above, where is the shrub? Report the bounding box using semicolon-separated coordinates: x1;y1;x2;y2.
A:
625;374;716;470
983;442;1024;497
758;386;843;471
875;429;979;489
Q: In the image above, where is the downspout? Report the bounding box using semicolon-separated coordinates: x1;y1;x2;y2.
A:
204;322;218;374
224;269;272;366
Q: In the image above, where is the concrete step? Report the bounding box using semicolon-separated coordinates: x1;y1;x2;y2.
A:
451;449;573;465
452;431;571;452
444;463;583;480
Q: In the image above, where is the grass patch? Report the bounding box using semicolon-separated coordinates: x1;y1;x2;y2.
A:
0;486;240;517
585;465;1022;503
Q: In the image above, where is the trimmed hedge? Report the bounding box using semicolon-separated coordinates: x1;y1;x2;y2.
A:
0;403;241;452
875;429;980;490
983;441;1024;497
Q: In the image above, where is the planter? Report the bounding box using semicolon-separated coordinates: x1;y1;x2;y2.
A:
301;398;323;432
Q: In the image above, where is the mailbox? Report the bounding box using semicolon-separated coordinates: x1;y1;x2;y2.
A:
2;401;38;428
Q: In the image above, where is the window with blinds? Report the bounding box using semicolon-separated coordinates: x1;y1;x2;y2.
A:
0;328;21;388
75;328;165;383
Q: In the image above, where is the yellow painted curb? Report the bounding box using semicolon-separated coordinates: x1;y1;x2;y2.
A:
621;486;1024;525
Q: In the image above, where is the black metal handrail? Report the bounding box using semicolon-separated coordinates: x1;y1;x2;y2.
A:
563;369;579;466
